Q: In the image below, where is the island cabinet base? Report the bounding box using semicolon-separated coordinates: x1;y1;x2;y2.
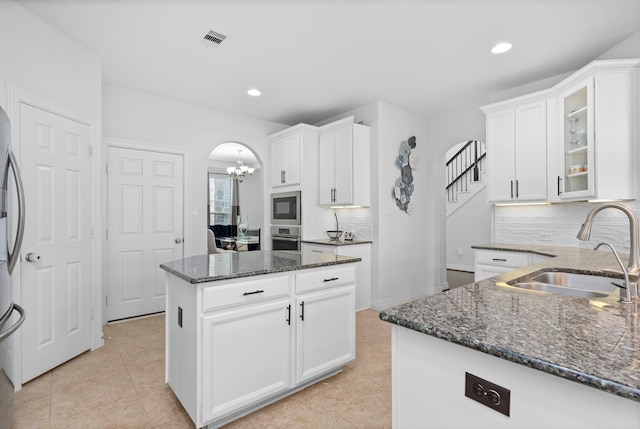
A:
166;265;356;429
393;326;640;428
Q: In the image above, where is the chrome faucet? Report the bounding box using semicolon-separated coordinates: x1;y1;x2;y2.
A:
577;202;640;300
594;242;632;302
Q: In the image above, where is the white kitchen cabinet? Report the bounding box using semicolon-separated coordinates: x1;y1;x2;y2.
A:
474;249;548;281
269;124;318;189
295;284;355;383
550;59;639;201
295;265;355;384
302;242;371;311
201;297;292;422
165;263;356;428
270;133;300;187
482;98;548;203
318;118;370;206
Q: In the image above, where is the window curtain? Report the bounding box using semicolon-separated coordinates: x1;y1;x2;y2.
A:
231;177;240;224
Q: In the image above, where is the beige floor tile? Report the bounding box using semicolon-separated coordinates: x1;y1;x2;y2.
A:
13;393;50;429
14;309;391;428
16;370;52;402
50;369;137;420
138;384;191;427
50;393;150;429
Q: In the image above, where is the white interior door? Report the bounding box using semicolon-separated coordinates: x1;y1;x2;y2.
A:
19;103;92;383
107;147;183;321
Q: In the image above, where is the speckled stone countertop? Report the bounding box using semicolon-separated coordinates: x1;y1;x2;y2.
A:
301;239;373;246
160;250;361;284
380;243;640;402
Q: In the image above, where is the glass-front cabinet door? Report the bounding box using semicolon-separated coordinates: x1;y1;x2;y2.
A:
557;78;594;200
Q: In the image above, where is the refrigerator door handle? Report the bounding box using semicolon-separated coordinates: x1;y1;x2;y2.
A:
6;149;25;275
0;303;25;342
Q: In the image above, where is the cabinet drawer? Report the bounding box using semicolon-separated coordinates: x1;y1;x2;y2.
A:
475;250;529;268
296;265;355;294
203;275;291;312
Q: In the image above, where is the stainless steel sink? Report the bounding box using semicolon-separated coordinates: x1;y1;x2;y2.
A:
508;271;619;298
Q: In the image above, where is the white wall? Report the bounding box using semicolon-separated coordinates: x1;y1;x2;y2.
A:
425;106;487;290
446;188;491;271
313;100;440;308
0;1;101;120
0;0;103;384
102;84;286;258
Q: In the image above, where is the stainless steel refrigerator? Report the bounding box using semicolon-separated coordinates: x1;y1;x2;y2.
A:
0;105;26;427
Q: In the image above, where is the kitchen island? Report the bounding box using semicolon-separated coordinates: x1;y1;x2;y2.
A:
381;244;640;428
160;250;360;429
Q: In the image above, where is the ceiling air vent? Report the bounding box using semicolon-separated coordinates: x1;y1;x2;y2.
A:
203;30;227;46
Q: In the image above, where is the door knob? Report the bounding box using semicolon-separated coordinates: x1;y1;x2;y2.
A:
175;238;183;244
25;252;41;262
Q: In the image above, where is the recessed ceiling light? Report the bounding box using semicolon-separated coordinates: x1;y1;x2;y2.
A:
491;42;512;54
247;88;261;97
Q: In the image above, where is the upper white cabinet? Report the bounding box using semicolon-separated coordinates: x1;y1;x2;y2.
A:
271;133;300;187
482;97;548;203
318;118;370;206
269;124;318;189
551;60;639;201
482;58;640;204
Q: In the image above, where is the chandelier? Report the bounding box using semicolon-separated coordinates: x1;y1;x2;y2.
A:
226;149;255;182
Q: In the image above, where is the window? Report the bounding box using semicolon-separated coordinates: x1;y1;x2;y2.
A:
208;173;232;225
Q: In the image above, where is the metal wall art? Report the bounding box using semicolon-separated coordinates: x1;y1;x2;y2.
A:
393;136;418;214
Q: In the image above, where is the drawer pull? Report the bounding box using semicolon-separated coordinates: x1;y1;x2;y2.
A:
323;277;339;282
242;290;264;296
492;258;507;262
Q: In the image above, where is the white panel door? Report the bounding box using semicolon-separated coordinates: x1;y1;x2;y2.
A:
19;103;92;383
107;147;183;321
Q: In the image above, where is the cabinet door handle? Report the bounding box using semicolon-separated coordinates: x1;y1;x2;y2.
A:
281;170;285;183
300;301;305;321
492;258;507;262
242;290;264;296
286;304;291;325
515;180;519;199
333;188;337;202
510;180;514;199
323;277;339;282
557;176;562;195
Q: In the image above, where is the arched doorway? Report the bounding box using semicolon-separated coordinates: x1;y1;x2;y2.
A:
207;142;263;250
444;140;490;288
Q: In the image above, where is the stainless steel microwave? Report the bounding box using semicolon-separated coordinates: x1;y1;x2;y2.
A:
271;191;301;225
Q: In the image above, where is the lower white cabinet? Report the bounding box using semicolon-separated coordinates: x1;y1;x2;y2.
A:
296;285;355;384
474;249;549;281
301;242;371;311
201;298;292;422
166;264;356;428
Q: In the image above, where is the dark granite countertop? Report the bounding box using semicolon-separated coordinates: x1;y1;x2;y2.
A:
160;250;361;284
301;238;373;246
380;243;640;402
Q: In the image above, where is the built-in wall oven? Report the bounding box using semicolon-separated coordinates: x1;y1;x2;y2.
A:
271;191;301;226
271;226;301;251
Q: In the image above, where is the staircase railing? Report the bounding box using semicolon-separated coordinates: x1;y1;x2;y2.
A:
446;140;486;202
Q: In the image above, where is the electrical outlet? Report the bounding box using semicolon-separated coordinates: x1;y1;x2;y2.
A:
465;372;510;416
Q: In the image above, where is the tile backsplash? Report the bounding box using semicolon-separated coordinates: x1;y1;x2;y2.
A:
335;207;373;241
495;200;640;256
